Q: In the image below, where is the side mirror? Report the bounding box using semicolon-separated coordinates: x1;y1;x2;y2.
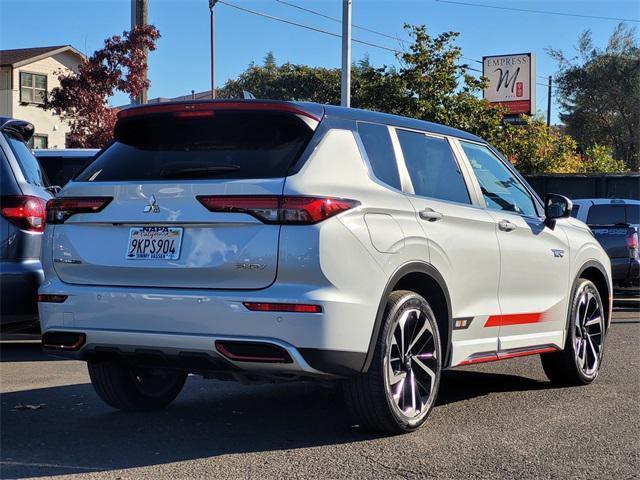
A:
544;193;572;229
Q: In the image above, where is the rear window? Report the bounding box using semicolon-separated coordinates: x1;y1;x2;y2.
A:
586;204;626;225
3;132;47;187
76;111;314;182
625;205;639;224
38;155;95;187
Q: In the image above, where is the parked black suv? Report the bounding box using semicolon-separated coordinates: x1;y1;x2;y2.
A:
0;118;51;331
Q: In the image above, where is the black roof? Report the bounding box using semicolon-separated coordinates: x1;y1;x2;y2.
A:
321;104;485;142
118;99;485;143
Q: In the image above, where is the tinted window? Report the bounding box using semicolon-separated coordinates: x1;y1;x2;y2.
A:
76;112;313;182
461;141;537;217
357;122;401;190
397;130;470;204
587;205;626;225
38;155;95;187
3;132;47;187
625;205;639;224
570;204;580;218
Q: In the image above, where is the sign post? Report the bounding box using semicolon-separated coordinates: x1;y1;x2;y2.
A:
483;53;536;122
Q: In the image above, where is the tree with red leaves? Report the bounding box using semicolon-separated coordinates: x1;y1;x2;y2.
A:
46;25;161;148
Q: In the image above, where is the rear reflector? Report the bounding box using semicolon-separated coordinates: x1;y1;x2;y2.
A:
46;197;112;224
243;302;322;313
42;331;86;351
0;195;47;232
37;294;68;303
197;196;358;224
215;341;293;363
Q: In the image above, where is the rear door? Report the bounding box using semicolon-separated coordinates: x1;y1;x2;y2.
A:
394;128;502;364
50;105;318;289
458;140;570;352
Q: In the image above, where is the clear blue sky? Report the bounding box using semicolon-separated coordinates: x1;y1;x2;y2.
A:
1;0;638;123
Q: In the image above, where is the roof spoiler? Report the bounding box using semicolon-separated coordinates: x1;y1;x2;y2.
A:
116;100;324;126
0;119;35;142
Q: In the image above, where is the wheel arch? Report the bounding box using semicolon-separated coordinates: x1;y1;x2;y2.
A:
575;260;612;330
362;261;453;372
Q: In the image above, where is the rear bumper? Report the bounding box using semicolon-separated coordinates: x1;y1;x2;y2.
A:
1;259;43;326
611;257;639;285
38;279;378;377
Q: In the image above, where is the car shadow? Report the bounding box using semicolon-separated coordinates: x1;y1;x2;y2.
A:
1;368;555;478
0;341;66;363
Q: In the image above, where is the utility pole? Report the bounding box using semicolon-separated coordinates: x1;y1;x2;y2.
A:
131;0;148;105
546;75;552;126
209;0;218;99
341;0;352;107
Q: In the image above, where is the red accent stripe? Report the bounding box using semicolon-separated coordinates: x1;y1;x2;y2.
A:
484;312;543;327
458;346;559;366
215;343;287;363
458;354;499;366
497;347;558;360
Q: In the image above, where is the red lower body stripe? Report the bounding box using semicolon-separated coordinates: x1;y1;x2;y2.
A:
459;346;559;366
484;312;543;327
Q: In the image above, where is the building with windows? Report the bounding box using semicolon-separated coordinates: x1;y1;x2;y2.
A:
0;46;85;149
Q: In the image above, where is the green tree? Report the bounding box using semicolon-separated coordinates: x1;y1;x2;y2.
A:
217;24;627;174
548;24;640;170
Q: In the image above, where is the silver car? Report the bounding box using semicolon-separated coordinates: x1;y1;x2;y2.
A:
38;101;612;433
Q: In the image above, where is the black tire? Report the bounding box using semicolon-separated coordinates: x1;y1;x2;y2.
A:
343;290;442;434
87;360;187;411
541;279;606;386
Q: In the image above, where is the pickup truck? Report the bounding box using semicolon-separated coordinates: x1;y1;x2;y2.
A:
590;224;639;288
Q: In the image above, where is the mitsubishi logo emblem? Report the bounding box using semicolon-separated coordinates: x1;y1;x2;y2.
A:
143;194;160;213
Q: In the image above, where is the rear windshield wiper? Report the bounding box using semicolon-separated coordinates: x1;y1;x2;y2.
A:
159;165;240;179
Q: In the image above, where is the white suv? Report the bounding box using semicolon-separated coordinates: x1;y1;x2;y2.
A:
39;101;612;433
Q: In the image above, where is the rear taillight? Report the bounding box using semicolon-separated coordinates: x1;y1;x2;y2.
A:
243;302;322;313
38;294;68;303
196;196;359;224
627;232;639;258
46;197;113;224
0;195;46;232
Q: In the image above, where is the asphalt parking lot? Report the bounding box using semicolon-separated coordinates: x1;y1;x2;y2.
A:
1;298;638;480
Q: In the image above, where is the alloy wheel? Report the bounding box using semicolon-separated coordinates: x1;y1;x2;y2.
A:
574;285;604;376
384;308;439;420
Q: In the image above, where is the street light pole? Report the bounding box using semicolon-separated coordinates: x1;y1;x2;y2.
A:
341;0;352;107
546;75;553;126
209;0;218;99
131;0;148;105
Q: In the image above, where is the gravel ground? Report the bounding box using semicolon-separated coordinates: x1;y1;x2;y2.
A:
1;301;638;479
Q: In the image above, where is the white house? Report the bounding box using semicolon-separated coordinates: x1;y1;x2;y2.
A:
0;45;86;149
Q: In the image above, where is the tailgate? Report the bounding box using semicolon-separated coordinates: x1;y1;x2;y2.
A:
51;180;283;289
48;103;320;289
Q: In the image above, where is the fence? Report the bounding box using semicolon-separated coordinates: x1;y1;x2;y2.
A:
523;174;640;200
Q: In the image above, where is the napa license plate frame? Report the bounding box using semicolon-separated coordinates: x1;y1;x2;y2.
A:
126;226;183;260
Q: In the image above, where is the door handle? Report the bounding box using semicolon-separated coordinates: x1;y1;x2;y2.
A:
498;219;516;232
419;208;444;221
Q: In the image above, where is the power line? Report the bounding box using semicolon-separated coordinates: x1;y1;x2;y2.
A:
219;0;496;76
275;0;554;80
434;0;639;23
276;0;483;66
275;0;408;45
218;1;398;53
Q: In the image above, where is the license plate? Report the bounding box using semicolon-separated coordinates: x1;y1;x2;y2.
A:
126;227;183;260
